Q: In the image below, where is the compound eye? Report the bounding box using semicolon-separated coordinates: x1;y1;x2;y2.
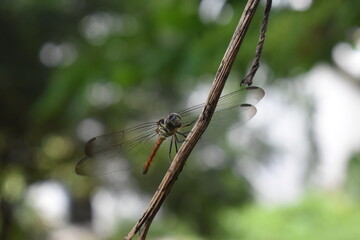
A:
167;113;181;128
169;113;181;121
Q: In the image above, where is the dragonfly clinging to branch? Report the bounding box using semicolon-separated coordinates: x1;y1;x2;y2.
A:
76;86;265;176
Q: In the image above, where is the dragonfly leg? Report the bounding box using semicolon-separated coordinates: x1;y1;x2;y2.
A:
175;131;187;143
182;119;197;127
168;135;174;163
176;131;187;138
174;134;179;153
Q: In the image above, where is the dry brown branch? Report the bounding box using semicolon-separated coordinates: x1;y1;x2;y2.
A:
242;0;272;86
125;0;263;239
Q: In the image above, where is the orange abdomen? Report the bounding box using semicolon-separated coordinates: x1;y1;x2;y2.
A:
142;138;164;174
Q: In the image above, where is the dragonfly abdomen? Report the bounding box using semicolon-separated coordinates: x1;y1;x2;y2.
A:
143;138;164;174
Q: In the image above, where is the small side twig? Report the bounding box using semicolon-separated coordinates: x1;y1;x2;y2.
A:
241;0;272;86
125;0;265;239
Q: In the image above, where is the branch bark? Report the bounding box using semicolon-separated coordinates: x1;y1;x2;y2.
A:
125;0;262;239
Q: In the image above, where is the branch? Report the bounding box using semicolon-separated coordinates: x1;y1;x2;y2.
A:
242;0;272;86
125;0;263;239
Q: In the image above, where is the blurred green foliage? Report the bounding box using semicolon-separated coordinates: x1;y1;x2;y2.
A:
217;194;360;240
1;0;360;239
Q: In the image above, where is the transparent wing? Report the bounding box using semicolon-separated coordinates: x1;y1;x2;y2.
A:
178;86;265;133
76;122;159;175
76;86;265;176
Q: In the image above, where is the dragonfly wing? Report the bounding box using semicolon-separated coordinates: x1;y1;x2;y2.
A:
208;103;257;132
76;122;159;175
178;103;258;135
215;86;264;110
177;86;264;132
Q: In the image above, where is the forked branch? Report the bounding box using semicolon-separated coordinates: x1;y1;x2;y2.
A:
125;0;271;239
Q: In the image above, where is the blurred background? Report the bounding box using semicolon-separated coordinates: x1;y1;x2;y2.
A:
1;0;360;239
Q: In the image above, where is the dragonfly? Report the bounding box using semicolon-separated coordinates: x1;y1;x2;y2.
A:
76;86;265;176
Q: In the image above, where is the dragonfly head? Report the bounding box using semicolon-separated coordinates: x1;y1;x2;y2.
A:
165;113;182;130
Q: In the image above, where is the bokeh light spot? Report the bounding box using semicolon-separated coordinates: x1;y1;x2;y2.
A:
2;169;25;202
39;42;77;67
76;118;105;141
332;41;360;78
86;81;121;108
25;181;69;227
199;0;228;23
42;135;73;160
80;12;125;45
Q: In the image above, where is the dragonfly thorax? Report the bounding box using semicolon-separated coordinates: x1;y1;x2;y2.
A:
156;113;182;139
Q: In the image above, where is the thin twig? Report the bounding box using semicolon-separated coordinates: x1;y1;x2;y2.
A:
125;0;262;239
241;0;272;86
